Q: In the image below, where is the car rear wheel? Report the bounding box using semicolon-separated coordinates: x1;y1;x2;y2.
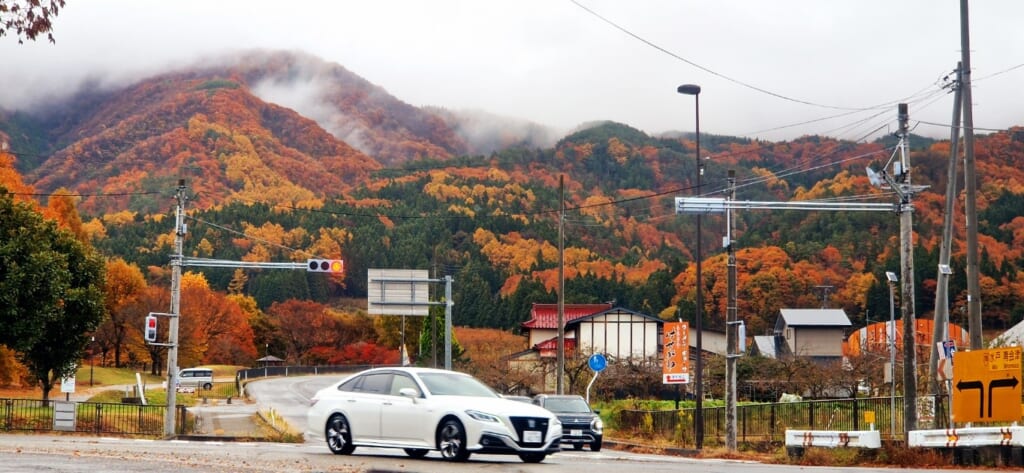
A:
518;452;547;463
403;448;429;458
437;419;470;462
202;382;213;390
326;414;356;455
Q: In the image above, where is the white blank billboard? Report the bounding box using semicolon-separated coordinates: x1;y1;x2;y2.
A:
367;269;430;316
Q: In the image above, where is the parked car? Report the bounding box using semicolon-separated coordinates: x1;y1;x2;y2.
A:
177;367;213;390
306;367;562;463
502;395;534;403
533;394;603;451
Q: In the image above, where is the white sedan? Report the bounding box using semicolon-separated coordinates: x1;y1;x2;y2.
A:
306;367;562;463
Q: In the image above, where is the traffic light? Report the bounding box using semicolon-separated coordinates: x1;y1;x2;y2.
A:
144;314;158;342
307;258;344;273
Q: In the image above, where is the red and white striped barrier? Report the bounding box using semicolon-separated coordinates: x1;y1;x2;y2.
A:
785;429;882;449
909;426;1024;448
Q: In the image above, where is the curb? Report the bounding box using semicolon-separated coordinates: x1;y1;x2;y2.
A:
173;434;274;442
604;438;701;457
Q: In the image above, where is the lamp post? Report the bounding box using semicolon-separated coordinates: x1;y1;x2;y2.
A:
677;83;703;450
90;336;95;387
885;271;898;438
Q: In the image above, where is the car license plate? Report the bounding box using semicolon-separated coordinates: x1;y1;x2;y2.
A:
523;430;542;443
571;429;583;437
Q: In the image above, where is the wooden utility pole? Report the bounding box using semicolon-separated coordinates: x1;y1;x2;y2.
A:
897;103;918;434
959;0;983;350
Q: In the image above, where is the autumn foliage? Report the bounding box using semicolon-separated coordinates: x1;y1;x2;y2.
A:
6;50;1024;388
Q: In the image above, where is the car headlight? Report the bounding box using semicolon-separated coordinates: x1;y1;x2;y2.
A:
466;410;501;423
591;417;603;433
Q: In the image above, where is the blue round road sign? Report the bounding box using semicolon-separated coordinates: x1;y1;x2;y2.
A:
588;353;607;372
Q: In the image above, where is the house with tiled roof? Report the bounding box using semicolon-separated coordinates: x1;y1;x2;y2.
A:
509;303;665;393
518;303;664;361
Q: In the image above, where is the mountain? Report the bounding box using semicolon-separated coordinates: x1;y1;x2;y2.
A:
227;50;469;165
1;50;573;214
20;71;379;215
3;50;1024;338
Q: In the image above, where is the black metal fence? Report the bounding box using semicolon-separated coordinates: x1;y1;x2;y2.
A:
1;398;188;436
612;395;952;448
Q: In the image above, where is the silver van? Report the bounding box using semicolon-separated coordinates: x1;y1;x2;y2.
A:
177;368;214;390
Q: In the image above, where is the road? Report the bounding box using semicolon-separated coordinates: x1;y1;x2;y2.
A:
244;373;336;432
0;433;958;473
0;375;958;472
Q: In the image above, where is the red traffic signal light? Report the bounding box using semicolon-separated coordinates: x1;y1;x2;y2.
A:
144;314;158;342
307;258;344;273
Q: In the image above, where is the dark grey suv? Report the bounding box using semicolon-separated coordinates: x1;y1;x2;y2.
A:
533;394;603;451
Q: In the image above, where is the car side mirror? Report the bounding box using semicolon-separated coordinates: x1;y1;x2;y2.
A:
593;409;600;414
399;387;420;399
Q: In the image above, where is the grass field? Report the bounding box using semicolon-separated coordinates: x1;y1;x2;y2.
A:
0;365;245;402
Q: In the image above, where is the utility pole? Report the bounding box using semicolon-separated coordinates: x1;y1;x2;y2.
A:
676;187;894;450
725;170;738;452
929;63;962;428
557;175;565;394
897;103;919;434
163;179;187;437
157;180;346;436
815;285;834;308
959;0;983;350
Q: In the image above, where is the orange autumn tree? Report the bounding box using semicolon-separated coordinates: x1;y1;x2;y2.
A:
266;299;377;364
455;327;537;394
0;148;36;199
178;272;257;366
95;258;148;367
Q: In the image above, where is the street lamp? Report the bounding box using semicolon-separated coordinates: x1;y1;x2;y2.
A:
90;336;95;387
677;83;704;450
885;271;898;438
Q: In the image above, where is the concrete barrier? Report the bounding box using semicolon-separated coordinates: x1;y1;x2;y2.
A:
909;426;1024;448
785;429;881;450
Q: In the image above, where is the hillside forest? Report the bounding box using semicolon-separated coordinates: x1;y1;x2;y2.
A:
2;51;1024;394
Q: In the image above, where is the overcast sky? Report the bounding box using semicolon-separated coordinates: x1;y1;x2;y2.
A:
1;0;1022;143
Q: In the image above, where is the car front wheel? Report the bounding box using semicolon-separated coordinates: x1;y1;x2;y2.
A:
437;418;470;462
590;439;602;452
326;414;356;455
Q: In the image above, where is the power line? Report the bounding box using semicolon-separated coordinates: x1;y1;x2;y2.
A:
4;190;162;198
568;0;944;113
187;215;309;257
915;120;1014;134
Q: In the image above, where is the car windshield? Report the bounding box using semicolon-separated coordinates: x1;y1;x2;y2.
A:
544;397;591;413
418;372;498;397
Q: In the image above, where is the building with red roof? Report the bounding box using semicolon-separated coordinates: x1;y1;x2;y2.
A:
519;302;663;361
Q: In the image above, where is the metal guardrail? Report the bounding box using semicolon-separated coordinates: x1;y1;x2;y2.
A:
234;364;387;392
